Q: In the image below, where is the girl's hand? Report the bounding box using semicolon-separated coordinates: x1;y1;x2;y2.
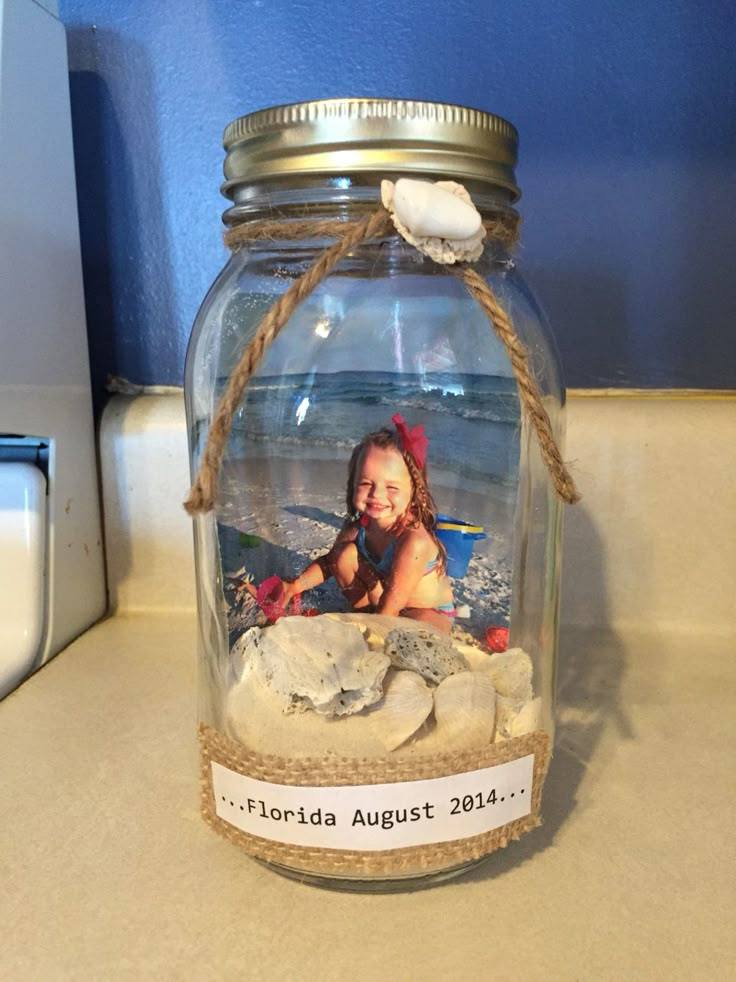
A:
235;577;295;604
250;576;292;622
234;576;305;621
280;580;299;608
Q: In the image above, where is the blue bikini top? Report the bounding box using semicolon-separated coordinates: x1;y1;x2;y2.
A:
356;526;439;577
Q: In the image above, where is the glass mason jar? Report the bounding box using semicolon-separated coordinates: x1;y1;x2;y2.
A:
185;99;573;890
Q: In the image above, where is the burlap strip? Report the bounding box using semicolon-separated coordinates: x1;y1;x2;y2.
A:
199;723;551;879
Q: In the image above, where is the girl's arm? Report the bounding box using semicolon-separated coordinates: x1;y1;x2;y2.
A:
283;553;332;600
283;524;357;603
376;531;434;617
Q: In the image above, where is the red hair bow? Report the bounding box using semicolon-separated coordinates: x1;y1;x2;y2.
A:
392;413;429;469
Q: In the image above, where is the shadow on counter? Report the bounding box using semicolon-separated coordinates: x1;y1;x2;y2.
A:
461;502;632;884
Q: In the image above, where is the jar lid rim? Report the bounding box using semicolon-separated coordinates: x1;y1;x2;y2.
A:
222;98;520;201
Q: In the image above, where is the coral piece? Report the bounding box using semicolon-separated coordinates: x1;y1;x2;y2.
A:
232;615;390;717
224;670;388;758
384;628;470;685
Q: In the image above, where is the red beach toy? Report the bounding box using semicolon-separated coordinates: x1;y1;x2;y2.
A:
255;576;289;622
486;626;509;652
244;575;318;621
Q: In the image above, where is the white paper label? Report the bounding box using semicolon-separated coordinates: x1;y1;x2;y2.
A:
212;755;534;851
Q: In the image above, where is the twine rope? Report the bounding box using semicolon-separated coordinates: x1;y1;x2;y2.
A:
184;204;579;514
456;266;580;504
222;212;522;252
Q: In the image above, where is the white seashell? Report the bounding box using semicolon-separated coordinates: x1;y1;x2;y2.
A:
509;696;542;737
494;694;537;741
483;648;533;701
381;178;485;264
368;670;434;752
433;671;497;749
234;614;390;717
391;178;482;240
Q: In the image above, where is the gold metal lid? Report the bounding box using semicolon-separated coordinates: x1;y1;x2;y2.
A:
222;98;520;201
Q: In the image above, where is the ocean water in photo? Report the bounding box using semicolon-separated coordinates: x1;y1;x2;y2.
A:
226;370;521;493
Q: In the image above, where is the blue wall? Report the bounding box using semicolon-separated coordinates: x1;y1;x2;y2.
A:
59;0;736;401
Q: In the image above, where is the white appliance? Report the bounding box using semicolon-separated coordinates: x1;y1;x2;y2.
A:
0;0;106;697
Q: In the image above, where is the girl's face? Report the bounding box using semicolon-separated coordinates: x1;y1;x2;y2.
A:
353;445;413;529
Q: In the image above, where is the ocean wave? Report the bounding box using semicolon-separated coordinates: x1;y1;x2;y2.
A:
236;431;357;452
241;389;519;426
373;393;518;425
242;370;517;400
227;431;518;487
228;370;521;488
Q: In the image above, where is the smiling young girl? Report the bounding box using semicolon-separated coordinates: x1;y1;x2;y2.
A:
274;415;456;634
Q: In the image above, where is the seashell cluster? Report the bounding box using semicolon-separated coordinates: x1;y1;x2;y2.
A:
381;178;486;264
225;614;543;758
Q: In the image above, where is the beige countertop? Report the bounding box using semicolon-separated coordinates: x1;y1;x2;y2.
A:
2;614;733;980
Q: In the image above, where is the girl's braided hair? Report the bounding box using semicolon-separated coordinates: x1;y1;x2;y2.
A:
345;426;447;573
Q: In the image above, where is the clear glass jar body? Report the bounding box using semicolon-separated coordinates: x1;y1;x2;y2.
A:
185;179;565;889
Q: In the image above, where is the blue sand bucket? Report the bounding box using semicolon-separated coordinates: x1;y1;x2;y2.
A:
436;514;487;579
